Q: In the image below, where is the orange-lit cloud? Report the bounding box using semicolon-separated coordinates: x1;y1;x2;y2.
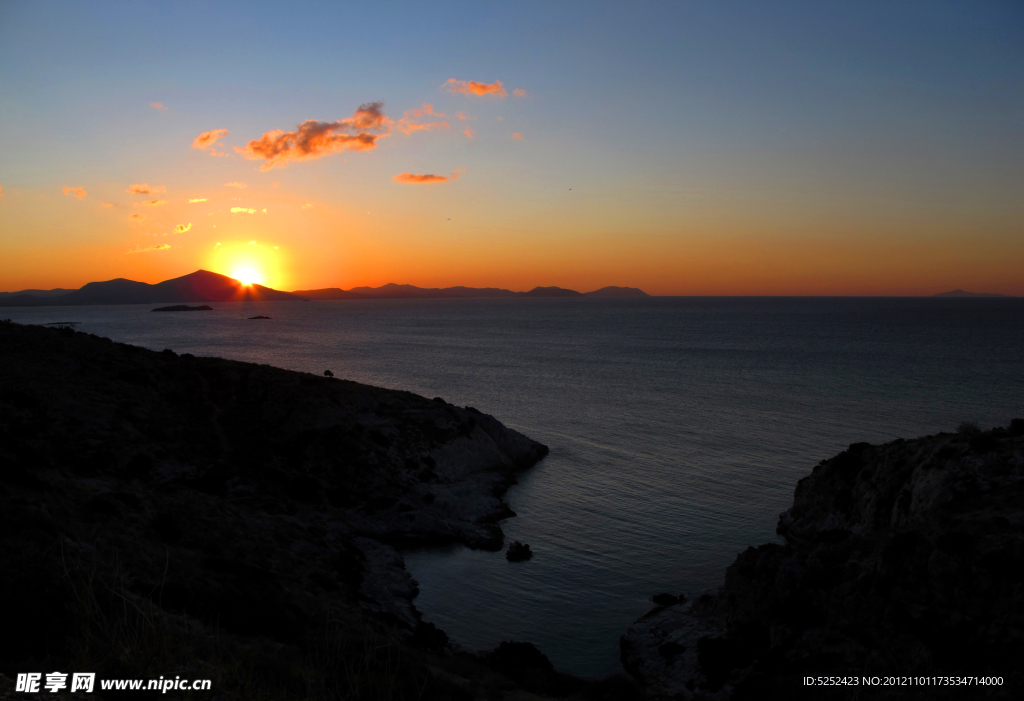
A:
513;88;526;97
128;214;145;223
0;185;4;198
224;181;247;188
444;79;507;97
395;103;449;135
192;128;229;151
231;207;256;214
235;102;390;171
125;243;171;254
512;133;523;139
393;168;463;184
127;183;166;195
135;199;167;207
300;203;313;209
456;112;468;120
189;197;207;203
464;128;476;139
151;102;167;111
63;186;87;200
174;223;192;234
101;202;114;207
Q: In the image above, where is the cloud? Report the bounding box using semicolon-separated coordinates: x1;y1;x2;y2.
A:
128;214;145;222
444;79;507;97
300;203;314;209
192;128;229;151
395;103;449;135
0;185;4;198
456;112;468;120
512;132;523;139
127;183;166;195
231;207;256;214
174;223;192;234
236;102;391;171
63;186;87;200
464;128;476;139
135;199;167;207
513;88;526;97
125;243;171;254
188;197;207;203
224;181;247;188
101;202;114;207
393;168;463;185
151;102;167;111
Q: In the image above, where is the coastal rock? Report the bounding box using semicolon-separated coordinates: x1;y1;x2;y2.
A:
622;423;1024;698
506;540;533;561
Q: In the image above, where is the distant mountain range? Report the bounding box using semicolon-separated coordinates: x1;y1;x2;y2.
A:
933;289;1009;298
0;271;650;307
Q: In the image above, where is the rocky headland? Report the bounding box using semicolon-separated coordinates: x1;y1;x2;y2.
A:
621;423;1024;699
0;320;644;700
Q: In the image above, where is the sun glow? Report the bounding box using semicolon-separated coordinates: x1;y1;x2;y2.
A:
233;267;261;286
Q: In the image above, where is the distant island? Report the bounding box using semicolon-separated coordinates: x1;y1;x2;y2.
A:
934;289;1009;298
0;270;650;307
152;304;213;312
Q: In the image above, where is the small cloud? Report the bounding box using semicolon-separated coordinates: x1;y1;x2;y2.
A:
151;102;167;111
456;112;468;120
215;242;221;247
236;102;391;171
395;103;449;135
189;197;207;203
192;128;229;152
0;185;4;198
135;199;167;207
512;133;523;139
127;183;166;195
393;168;463;185
224;181;247;188
444;79;507;97
273;245;279;250
125;243;171;254
231;207;256;214
101;202;114;208
174;223;192;234
464;128;476;139
248;240;256;245
300;203;314;209
272;181;280;188
63;186;87;200
513;88;526;97
128;213;145;222
262;208;267;213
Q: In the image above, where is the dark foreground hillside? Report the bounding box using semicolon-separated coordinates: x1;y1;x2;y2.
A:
623;421;1024;699
0;321;640;700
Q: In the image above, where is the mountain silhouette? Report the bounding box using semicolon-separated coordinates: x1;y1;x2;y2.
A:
294;283;649;300
0;270;305;307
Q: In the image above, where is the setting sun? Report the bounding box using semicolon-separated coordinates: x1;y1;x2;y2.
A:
233;268;261;286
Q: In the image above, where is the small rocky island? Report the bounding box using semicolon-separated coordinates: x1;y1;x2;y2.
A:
622;422;1024;698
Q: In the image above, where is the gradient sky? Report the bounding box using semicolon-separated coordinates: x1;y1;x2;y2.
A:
1;1;1022;295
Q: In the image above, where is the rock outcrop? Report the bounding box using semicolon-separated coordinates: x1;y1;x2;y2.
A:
622;422;1024;699
0;320;557;697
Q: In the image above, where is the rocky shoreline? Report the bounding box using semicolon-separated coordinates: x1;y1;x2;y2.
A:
621;422;1024;699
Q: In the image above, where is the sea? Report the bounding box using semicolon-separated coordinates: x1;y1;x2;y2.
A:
6;297;1024;678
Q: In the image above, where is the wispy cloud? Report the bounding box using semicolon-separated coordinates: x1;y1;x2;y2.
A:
192;128;229;153
231;207;256;214
128;214;145;222
151;102;167;111
464;128;476;139
300;203;314;209
236;102;390;171
513;88;526;97
393;168;464;184
0;185;5;198
188;197;207;203
456;112;468;120
224;181;247;188
174;223;192;234
512;132;523;139
135;199;167;207
395;103;449;135
101;202;114;208
63;186;87;200
125;243;171;254
127;183;166;195
444;79;507;97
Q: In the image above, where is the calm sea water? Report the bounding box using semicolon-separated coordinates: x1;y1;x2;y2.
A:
6;297;1024;677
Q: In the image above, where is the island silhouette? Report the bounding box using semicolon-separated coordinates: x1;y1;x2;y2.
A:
0;270;650;307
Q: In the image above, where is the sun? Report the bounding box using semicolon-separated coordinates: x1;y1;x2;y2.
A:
233;267;262;286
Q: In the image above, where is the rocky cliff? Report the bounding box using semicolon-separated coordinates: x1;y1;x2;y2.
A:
622;423;1024;699
2;320;628;699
